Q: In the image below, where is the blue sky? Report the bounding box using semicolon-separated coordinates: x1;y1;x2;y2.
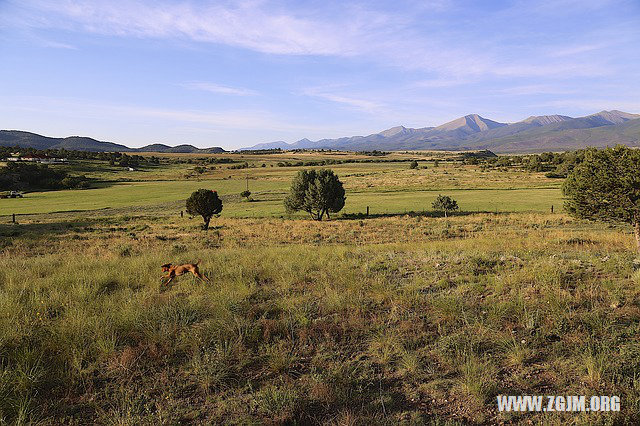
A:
1;0;639;149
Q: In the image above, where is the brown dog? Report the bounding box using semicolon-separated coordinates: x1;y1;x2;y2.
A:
161;260;210;287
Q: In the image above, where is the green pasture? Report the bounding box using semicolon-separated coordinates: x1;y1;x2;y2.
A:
0;156;565;217
0;179;563;217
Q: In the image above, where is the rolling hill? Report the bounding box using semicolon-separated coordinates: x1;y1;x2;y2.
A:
0;131;225;153
243;110;640;153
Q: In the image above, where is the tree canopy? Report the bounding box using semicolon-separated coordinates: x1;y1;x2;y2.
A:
186;189;223;230
432;195;459;217
563;145;640;250
284;169;346;220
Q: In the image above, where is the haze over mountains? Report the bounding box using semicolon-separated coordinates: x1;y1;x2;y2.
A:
2;110;639;154
243;110;640;153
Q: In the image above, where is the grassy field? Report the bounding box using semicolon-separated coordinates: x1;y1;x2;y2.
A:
1;154;562;217
1;152;637;424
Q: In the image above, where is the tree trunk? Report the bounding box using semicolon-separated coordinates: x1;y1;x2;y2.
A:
326;211;331;220
203;216;211;230
444;210;447;218
635;222;640;253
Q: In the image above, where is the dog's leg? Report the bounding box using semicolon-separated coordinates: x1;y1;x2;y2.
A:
162;275;175;288
193;271;209;283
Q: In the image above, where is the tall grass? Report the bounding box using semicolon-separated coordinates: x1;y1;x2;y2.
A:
1;213;639;423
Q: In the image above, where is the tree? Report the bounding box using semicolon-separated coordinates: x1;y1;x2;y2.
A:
284;169;346;220
432;194;459;217
186;189;223;230
409;160;419;169
563;146;640;252
240;190;251;200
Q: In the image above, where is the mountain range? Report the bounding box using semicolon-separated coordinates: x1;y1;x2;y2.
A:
242;110;640;153
2;110;639;154
0;131;226;153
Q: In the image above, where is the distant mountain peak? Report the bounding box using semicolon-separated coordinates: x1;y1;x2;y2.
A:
435;114;506;132
521;115;573;125
588;110;640;124
379;126;408;138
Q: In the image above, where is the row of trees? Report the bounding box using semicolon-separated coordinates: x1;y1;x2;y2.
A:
0;162;91;191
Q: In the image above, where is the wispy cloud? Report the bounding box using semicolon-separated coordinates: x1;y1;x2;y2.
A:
40;39;77;49
301;87;383;112
12;0;624;79
413;78;471;88
497;84;577;96
2;95;338;133
537;99;640;113
549;42;609;57
181;81;257;96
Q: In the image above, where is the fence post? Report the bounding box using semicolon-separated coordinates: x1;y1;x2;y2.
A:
366;206;369;217
551;205;554;213
12;213;16;224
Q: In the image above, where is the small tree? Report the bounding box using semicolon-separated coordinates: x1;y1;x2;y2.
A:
284;169;345;220
564;146;640;252
240;190;251;200
409;160;419;169
186;189;223;230
432;194;459;217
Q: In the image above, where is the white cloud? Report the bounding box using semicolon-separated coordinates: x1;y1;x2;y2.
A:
301;87;383;112
497;84;577;96
549;42;609;57
40;39;77;49
11;0;616;79
181;81;257;96
537;99;640;113
2;95;339;133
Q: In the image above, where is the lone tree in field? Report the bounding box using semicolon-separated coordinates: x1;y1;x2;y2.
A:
432;194;459;217
186;189;223;230
410;160;419;169
563;146;640;252
284;169;346;220
240;190;251;200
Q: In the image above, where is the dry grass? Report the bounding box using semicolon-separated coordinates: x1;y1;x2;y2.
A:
1;210;639;424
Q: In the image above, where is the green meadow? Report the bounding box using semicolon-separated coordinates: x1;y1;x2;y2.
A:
1;155;563;217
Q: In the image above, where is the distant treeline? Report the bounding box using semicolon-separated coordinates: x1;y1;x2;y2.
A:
0;162;91;191
472;150;588;177
0;146;161;167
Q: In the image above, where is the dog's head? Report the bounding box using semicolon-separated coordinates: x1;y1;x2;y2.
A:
161;263;172;272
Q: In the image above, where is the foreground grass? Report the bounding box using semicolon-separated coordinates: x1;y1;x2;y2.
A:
1;213;639;424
